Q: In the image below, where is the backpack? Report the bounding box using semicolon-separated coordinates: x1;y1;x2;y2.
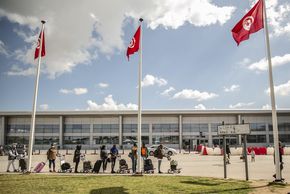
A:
154;149;158;157
141;147;147;157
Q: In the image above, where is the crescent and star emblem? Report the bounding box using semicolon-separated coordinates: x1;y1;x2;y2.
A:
243;16;254;31
128;37;136;48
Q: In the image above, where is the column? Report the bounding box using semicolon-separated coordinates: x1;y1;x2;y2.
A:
149;123;152;145
119;115;122;146
179;115;182;152
59;116;63;149
266;123;270;145
0;116;5;145
237;114;242;145
90;123;94;148
208;123;212;147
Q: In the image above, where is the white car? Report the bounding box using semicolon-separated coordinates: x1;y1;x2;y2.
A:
148;145;177;156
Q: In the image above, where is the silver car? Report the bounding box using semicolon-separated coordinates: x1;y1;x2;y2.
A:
148;145;177;156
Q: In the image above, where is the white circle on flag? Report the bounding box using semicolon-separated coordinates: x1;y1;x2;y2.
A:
128;37;136;48
243;16;254;31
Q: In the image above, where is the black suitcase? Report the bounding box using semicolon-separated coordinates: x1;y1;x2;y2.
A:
61;162;71;171
83;161;92;172
19;159;27;171
144;159;153;171
93;160;102;173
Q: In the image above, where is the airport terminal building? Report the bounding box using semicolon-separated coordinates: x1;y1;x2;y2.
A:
0;110;290;150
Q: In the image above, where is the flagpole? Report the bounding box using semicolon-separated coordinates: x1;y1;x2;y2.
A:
137;18;143;174
27;20;46;172
262;0;281;181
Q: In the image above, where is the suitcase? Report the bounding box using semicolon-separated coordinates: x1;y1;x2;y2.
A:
34;162;46;173
92;160;102;173
83;161;92;172
61;162;71;171
19;158;27;171
144;159;154;171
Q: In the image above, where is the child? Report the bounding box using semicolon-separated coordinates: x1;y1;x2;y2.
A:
251;148;255;162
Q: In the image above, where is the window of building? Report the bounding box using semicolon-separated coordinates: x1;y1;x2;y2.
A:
152;135;179;144
152;124;178;133
122;136;149;145
64;124;90;133
35;124;59;133
64;136;90;145
250;123;266;132
182;123;208;133
247;135;266;143
93;124;119;133
269;134;290;143
6;136;29;145
93;136;119;145
35;136;59;145
7;124;30;133
123;124;149;133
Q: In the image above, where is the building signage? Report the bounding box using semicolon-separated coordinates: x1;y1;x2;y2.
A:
218;124;250;135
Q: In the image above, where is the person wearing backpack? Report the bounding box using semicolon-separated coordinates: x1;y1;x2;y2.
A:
130;143;138;173
141;143;148;160
6;144;18;172
100;145;108;172
73;145;81;173
156;144;165;173
47;144;57;172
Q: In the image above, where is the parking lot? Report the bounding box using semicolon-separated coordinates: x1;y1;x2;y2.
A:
0;151;289;181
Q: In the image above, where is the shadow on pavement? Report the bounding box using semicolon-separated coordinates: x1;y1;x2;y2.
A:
90;187;129;194
180;180;222;186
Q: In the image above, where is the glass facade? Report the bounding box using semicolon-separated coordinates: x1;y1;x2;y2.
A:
269;134;290;143
93;124;118;133
7;124;30;133
7;136;29;145
250;123;266;132
64;124;90;133
152;135;179;144
35;136;59;145
122;136;149;144
152;124;178;133
94;136;119;145
123;124;149;133
64;136;90;145
183;124;208;133
247;135;266;143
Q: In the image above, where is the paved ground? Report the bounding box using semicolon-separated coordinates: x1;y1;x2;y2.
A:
1;152;289;181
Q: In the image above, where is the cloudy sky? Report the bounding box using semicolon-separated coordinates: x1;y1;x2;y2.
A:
0;0;290;111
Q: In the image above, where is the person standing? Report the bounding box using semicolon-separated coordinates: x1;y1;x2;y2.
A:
251;147;255;162
73;145;81;173
226;144;231;164
7;144;18;172
130;143;138;173
100;145;108;172
141;143;148;160
110;144;118;173
273;142;284;179
47;144;57;172
156;144;165;173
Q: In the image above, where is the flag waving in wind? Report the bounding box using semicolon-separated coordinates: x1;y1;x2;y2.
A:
126;26;141;60
34;29;45;59
232;0;264;45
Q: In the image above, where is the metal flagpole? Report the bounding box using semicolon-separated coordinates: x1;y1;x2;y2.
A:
262;0;281;181
137;18;143;174
27;20;46;172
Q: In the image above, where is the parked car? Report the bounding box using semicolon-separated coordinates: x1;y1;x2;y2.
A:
148;145;177;156
122;139;137;145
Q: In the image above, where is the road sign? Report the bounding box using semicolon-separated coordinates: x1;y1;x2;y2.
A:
218;124;250;135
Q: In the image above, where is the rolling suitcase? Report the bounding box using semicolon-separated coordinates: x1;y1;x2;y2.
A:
34;162;46;173
19;158;27;172
92;160;102;173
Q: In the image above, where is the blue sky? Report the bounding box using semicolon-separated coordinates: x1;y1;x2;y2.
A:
0;0;290;111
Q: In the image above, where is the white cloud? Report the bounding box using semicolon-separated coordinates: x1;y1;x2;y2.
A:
0;40;9;56
229;102;255;109
0;0;235;79
7;65;35;76
247;54;290;72
98;82;109;88
161;87;175;96
262;104;271;110
173;89;218;101
194;104;206;110
265;80;290;96
141;74;167;87
39;104;49;110
87;94;137;110
224;85;240;92
59;88;88;95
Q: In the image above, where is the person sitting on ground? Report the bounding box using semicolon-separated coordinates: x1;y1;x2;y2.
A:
100;145;108;172
7;144;18;172
110;144;119;173
47;144;57;172
73;145;81;173
141;143;148;160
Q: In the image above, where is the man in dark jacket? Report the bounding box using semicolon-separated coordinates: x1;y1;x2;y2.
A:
156;144;165;173
73;145;81;173
100;145;108;172
110;144;118;173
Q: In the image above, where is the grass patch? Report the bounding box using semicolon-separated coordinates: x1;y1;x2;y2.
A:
0;174;251;194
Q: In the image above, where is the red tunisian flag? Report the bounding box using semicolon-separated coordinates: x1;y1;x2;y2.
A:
34;30;45;59
232;0;264;45
126;26;141;60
